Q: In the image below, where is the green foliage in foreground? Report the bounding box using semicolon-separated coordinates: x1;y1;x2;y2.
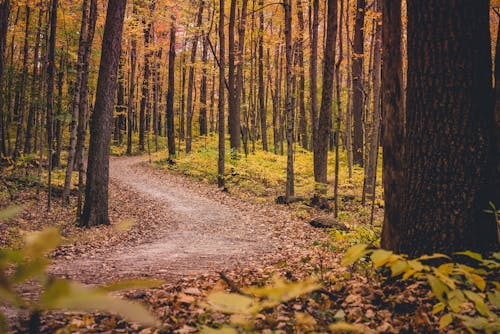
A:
343;245;500;333
0;207;161;333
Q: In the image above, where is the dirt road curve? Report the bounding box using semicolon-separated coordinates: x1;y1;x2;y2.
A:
49;156;321;283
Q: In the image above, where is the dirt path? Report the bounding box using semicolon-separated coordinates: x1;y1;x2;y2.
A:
49;156;322;283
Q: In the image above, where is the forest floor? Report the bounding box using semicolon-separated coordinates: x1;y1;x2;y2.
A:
49;156;325;283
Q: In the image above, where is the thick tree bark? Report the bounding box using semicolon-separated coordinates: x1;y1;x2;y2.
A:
80;0;127;227
383;1;498;256
166;17;176;159
186;0;204;154
352;0;365;166
313;0;337;188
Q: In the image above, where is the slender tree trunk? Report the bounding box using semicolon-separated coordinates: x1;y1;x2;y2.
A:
236;0;248;150
352;0;365;166
272;39;280;154
166;16;176;159
313;0;337;189
218;0;226;188
24;5;43;154
139;8;153;152
199;32;208;136
309;0;319;151
186;1;204;153
46;0;58;210
127;36;137;155
334;0;344;218
257;0;267;151
296;0;307;150
284;0;294;199
63;0;90;204
227;0;240;152
76;0;97;217
80;0;127;227
13;5;30;158
0;0;9;156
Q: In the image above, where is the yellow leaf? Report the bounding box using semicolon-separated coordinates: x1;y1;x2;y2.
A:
341;244;368;266
329;322;364;333
439;313;453;329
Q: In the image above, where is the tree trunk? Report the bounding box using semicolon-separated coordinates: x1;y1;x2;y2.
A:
227;0;239;152
139;8;153;152
199;32;208;136
309;0;319;152
352;0;365;166
218;0;226;188
334;0;344;218
258;0;267;151
63;0;89;204
166;16;176;159
0;0;9;156
313;0;337;189
24;5;43;155
127;36;137;155
13;5;30;158
296;0;306;150
46;0;58;210
284;0;294;199
80;0;127;227
186;0;204;154
383;1;498;256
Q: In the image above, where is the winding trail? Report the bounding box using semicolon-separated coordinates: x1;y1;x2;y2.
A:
50;156;321;283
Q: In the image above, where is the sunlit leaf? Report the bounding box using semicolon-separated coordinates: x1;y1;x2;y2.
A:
207;292;255;314
329;322;364;333
427;275;449;302
439;313;453;329
370;249;393;268
200;326;238;334
243;277;321;304
487;290;500;308
456;251;483;261
341;244;368;266
463;290;491;317
24;228;61;257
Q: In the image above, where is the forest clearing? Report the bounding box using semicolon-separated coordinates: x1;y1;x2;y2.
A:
0;0;499;333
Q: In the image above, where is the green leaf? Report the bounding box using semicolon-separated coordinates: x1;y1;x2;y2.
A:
98;279;163;292
329;322;364;333
487;290;500;308
464;290;491;317
42;281;157;326
200;326;238;334
432;302;445;314
0;206;23;220
207;292;255;314
370;249;393;268
11;258;50;284
341;244;368;266
427;275;449;302
439;313;453;329
390;260;408;277
456;251;483;261
456;315;489;330
24;228;61;257
244;278;321;304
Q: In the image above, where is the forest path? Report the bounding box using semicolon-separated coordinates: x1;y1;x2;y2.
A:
49;156;321;284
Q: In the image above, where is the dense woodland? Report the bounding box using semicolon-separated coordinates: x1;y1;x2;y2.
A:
0;0;499;333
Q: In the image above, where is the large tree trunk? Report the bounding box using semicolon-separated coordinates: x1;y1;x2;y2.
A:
166;17;176;159
383;1;498;256
296;0;306;150
258;0;267;151
352;0;365;166
313;0;337;189
80;0;127;227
